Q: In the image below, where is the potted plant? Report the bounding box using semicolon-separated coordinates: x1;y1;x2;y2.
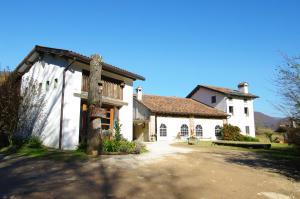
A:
188;136;197;145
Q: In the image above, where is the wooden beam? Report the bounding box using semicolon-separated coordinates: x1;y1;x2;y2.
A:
110;108;114;129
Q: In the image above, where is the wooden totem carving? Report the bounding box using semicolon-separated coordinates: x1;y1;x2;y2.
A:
87;54;103;155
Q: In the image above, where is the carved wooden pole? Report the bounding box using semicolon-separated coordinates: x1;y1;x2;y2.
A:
87;54;103;155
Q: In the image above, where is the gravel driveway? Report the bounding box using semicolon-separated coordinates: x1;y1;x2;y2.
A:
0;142;299;199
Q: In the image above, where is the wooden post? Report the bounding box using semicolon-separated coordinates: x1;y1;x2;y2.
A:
110;108;114;129
87;54;103;155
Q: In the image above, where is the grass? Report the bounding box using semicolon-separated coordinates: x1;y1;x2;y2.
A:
177;141;300;161
0;145;88;161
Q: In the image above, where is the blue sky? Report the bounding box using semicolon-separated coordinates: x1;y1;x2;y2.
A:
1;0;300;117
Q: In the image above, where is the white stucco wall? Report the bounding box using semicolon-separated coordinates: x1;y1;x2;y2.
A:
118;82;134;141
227;98;255;137
21;55;82;150
190;87;256;137
156;116;224;141
61;66;82;149
191;88;227;112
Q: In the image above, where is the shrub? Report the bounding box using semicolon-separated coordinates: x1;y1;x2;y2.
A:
102;139;146;154
286;127;300;147
264;132;273;142
240;135;259;142
133;140;147;154
25;136;43;148
102;139;120;152
76;141;87;152
222;124;243;141
114;120;122;141
118;140;135;153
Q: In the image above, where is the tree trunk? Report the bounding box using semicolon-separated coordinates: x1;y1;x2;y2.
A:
87;54;103;155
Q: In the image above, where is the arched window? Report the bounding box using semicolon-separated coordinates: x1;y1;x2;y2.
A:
196;125;203;137
160;124;167;137
180;124;189;137
215;125;222;137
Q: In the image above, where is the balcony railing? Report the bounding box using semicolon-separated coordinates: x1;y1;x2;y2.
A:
81;72;124;100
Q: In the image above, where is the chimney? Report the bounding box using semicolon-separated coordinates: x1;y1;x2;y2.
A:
136;86;143;101
238;82;249;93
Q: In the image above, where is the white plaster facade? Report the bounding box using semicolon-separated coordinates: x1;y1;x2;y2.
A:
18;47;142;150
156;116;224;141
21;55;82;149
189;86;256;137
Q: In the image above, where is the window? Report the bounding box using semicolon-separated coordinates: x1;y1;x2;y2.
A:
244;107;249;116
211;96;216;103
245;126;250;135
229;106;234;115
195;125;203;137
180;124;189;137
38;83;42;93
46;81;50;91
244;99;248;103
54;78;58;89
215;125;221;138
160;124;167;137
228;97;233;101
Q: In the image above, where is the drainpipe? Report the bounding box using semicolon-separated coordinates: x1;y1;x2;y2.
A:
59;58;76;150
154;114;157;141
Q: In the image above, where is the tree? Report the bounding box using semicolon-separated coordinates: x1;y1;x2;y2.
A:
276;55;300;121
0;68;46;147
87;54;103;155
276;55;300;147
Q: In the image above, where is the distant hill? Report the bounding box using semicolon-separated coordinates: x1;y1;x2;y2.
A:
254;112;283;130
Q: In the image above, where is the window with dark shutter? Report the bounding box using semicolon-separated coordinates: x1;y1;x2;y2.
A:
211;96;216;103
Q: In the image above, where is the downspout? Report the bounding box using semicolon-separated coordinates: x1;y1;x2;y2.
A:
59;58;76;150
154;114;157;141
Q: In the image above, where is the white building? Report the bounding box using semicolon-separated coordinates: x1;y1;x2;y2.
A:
186;83;258;137
133;87;228;142
17;45;144;149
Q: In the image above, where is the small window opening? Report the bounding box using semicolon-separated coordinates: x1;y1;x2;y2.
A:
229;106;234;115
46;81;50;91
54;78;58;89
211;96;216;103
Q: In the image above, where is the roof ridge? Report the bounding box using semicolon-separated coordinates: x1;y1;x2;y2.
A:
143;94;193;100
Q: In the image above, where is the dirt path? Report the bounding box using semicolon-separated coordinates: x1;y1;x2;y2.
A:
0;143;299;199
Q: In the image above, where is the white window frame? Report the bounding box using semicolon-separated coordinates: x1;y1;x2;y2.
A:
195;125;203;137
160;124;167;137
180;124;189;137
245;126;250;135
215;125;222;138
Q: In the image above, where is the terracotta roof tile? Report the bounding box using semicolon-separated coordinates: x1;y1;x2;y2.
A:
187;85;258;98
136;94;227;118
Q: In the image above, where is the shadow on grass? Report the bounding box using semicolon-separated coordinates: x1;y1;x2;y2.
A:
174;142;300;181
217;144;300;181
0;147;121;198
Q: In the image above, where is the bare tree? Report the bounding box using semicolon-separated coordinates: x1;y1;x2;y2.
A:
276;55;300;121
0;70;21;145
276;55;300;147
0;69;46;146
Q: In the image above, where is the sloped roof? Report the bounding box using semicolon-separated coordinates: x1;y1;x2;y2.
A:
186;85;258;99
16;45;145;81
135;94;227;118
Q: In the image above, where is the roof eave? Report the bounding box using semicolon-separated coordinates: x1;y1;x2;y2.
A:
16;45;145;81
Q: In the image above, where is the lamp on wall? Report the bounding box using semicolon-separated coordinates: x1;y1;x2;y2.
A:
120;82;125;88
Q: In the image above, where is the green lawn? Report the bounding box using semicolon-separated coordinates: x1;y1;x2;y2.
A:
176;141;299;161
0;145;88;161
